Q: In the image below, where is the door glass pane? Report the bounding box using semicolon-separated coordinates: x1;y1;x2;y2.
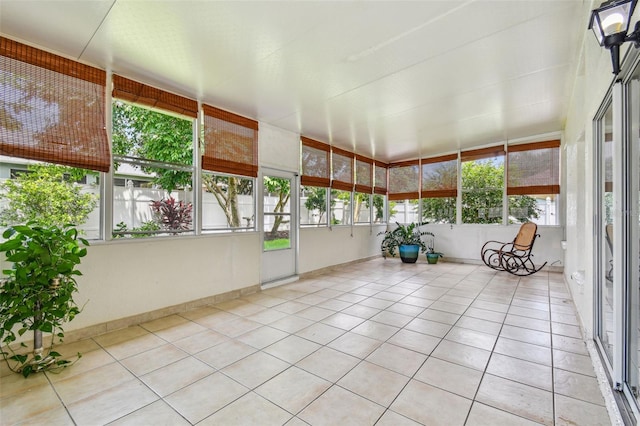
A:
263;176;291;251
599;102;615;364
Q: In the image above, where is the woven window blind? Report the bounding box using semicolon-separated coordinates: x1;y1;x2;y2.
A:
112;75;198;118
0;37;110;172
388;160;420;201
331;147;354;191
301;137;330;187
507;140;560;195
421;153;458;198
355;154;373;193
202;104;258;178
374;161;388;195
460;145;505;162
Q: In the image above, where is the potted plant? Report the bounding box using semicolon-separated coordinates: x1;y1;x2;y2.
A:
0;222;88;377
424;231;444;264
379;222;428;263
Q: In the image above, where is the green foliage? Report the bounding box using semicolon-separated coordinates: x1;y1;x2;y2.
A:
112;101;193;193
421;197;456;224
421;160;540;224
461;159;504;224
113;221;161;238
0;164;97;228
378;222;428;257
0;223;87;376
303;186;331;224
264;177;290;234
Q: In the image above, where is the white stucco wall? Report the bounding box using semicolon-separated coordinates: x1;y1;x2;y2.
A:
561;0;633;335
299;224;386;274
67;232;261;332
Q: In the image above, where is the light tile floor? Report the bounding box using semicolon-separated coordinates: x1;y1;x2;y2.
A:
1;259;613;425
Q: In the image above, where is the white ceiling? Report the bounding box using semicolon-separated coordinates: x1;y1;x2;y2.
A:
0;0;586;163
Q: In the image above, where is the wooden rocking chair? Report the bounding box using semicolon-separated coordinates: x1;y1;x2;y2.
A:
481;222;547;276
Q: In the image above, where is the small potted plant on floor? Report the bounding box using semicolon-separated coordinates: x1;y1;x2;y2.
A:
379;222;428;263
0;222;88;377
424;231;444;264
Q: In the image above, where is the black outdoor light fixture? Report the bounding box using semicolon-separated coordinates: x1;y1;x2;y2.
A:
589;0;640;74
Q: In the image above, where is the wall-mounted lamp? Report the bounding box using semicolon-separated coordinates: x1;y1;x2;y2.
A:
589;0;640;74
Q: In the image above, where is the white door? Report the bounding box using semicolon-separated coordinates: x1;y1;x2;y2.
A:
260;169;297;286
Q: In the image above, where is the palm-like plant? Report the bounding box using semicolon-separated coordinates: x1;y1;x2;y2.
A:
379;222;428;257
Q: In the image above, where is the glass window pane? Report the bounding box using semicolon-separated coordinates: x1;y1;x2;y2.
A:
389;199;419;224
111;101;194;238
263;175;291;250
330;189;351;225
508;194;556;225
202;173;254;230
301;185;328;226
0;159;101;239
354;193;371;224
373;194;387;223
421;197;456;224
461;156;504;224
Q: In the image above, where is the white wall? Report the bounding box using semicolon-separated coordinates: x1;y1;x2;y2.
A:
299;224;386;273
419;224;564;269
561;0;629;335
68;232;261;331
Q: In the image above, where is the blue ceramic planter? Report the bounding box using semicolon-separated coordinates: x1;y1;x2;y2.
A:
399;244;420;263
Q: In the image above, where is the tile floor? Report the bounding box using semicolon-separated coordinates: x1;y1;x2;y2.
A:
1;259;613;425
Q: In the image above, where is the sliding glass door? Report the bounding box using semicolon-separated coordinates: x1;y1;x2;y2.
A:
595;98;616;369
624;65;640;408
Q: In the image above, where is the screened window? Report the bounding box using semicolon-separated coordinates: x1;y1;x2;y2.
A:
301;137;330;227
421;154;457;224
301;185;328;226
0;38;107;239
388;199;419;224
507;140;560;225
330;189;352;225
201;105;258;231
373;194;386;223
111;82;196;238
202;172;254;231
354;193;371;224
461;146;505;224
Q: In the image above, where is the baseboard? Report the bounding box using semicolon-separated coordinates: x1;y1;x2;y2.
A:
5;283;261;351
299;254;381;278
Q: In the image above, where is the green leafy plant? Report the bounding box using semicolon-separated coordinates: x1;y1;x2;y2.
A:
0;164;97;228
378;222;428;257
0;223;88;377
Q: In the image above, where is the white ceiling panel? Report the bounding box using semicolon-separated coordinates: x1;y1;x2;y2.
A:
0;0;585;163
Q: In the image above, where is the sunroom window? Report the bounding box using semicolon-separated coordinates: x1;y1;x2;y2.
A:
111;82;196;238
